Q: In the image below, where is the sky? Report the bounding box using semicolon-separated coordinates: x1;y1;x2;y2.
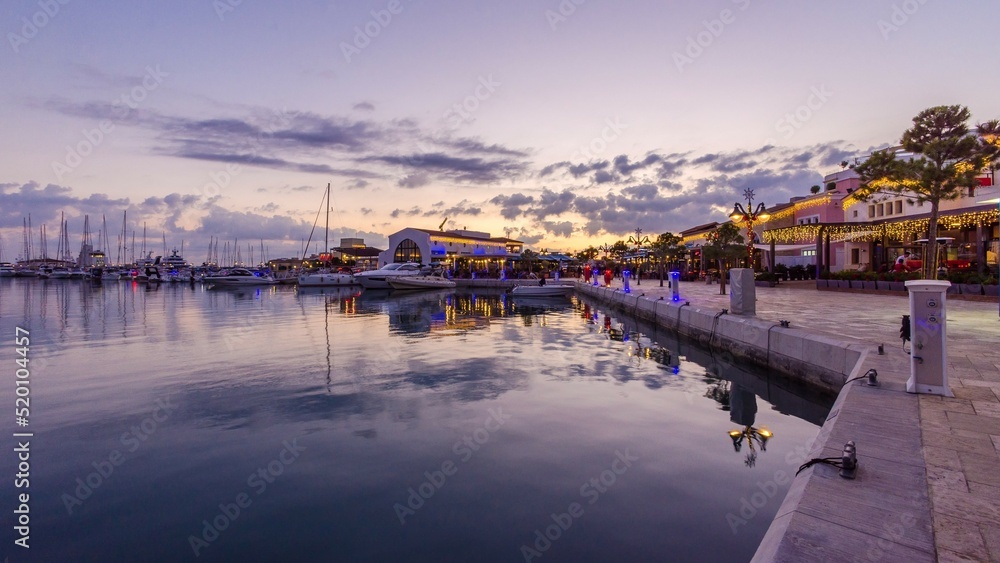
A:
2;0;1000;262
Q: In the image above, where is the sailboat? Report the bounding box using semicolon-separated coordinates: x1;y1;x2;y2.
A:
298;183;358;287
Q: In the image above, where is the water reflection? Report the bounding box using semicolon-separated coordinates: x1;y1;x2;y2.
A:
0;279;835;562
727;385;773;468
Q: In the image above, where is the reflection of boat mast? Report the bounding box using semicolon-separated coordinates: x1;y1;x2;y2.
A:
325;296;332;388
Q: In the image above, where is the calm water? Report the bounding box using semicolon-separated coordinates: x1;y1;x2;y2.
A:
0;279;831;562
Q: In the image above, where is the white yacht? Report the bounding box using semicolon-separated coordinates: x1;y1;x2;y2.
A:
163;248;189;270
49;266;72;279
298;269;357;287
0;263;16;277
355;263;423;289
387;271;456;290
205;268;277;286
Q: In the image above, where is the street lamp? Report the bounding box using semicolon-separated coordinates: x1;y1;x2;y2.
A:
729;188;770;267
627;228;650;285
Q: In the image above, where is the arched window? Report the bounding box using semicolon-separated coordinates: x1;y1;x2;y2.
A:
393;239;422;263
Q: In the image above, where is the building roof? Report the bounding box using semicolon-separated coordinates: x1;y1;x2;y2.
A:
408;228;523;244
680;222;719;236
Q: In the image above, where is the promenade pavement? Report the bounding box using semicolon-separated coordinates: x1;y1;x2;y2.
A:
578;274;1000;561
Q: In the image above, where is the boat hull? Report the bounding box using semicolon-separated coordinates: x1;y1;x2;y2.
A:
387;276;456;290
510;284;574;297
298;273;357;286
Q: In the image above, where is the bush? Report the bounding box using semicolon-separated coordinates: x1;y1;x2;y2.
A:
755;272;779;282
805;264;817;279
789;264;806;280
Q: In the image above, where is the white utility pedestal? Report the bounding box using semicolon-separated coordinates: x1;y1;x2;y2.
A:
904;280;953;397
669;271;680;302
729;268;756;316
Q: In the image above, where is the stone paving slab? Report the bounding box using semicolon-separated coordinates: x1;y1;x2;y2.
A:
577;277;1000;561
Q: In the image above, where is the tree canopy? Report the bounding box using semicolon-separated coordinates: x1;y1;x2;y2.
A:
852;105;1000;278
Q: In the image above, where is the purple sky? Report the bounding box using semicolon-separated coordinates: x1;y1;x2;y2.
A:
2;0;999;260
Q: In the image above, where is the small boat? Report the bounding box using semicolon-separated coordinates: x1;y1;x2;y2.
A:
298;269;357;287
0;263;16;277
49;266;72;279
356;263;424;289
388;272;456;290
205;268;278;286
510;283;574;297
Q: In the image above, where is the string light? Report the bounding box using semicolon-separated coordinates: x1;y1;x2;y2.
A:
757;195;832;224
762;209;999;243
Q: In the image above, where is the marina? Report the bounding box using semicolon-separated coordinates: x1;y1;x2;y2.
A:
0;278;828;562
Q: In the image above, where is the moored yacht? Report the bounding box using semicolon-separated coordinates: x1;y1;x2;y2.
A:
298;268;357;287
205;268;277;286
355;263;423;289
0;263;15;277
387;271;456;290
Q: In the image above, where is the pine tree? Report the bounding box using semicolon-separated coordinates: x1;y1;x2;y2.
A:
853;105;1000;279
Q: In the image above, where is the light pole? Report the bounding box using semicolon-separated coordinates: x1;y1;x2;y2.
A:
627;228;650;285
729;188;770;269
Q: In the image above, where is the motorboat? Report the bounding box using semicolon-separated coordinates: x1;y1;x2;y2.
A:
205;268;277;286
355;263;424;289
49;266;72;279
298;269;357;287
0;263;16;277
388;272;456;290
509;283;575;297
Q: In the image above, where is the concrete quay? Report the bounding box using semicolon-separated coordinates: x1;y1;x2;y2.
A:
571;276;1000;562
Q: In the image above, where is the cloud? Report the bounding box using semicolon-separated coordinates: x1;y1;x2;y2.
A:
489;192;535;220
353;102;375;111
541;220;574;237
0;181;130;228
398;173;431;189
365;153;527;185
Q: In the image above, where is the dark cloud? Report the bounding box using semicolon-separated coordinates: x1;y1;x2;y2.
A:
540;220;574;237
593;170;615;183
398;173;431;189
365;153;527;184
353;102;375;112
528;189;575;220
613;154;661;176
0;181;129;228
489;192;535;220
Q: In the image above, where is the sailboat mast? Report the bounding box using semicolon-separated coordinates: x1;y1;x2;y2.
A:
324;182;330;259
